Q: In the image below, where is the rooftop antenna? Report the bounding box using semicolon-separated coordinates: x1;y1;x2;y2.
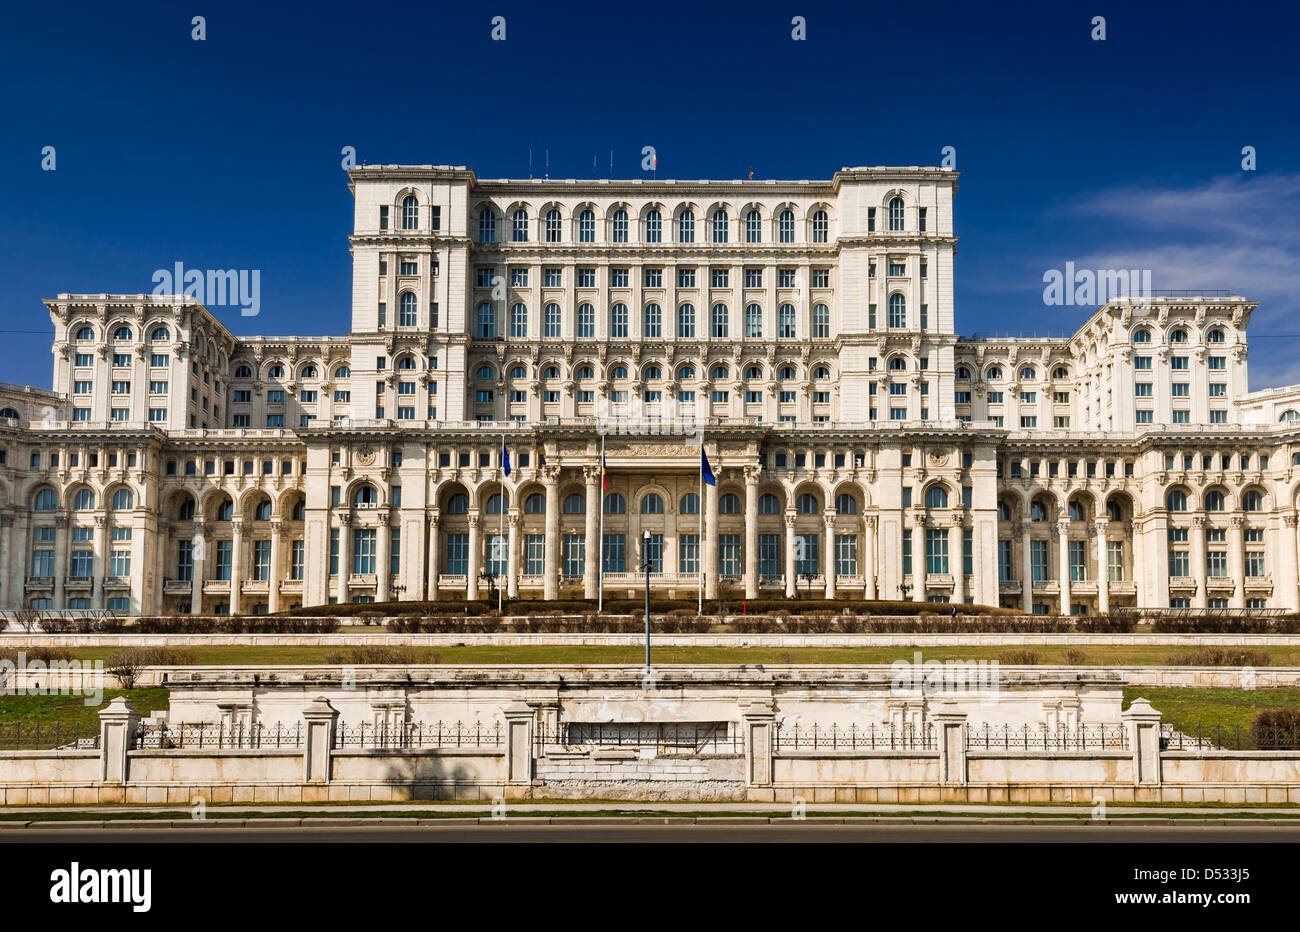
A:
529;148;533;180
748;166;754;180
545;149;549;180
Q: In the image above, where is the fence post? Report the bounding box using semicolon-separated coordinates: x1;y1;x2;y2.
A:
98;697;140;784
931;706;968;786
302;697;338;785
503;702;535;787
742;700;776;789
1122;698;1162;786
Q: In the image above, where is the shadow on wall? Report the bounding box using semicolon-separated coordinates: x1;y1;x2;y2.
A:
381;756;476;801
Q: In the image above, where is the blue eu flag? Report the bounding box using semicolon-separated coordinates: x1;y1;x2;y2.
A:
701;447;716;486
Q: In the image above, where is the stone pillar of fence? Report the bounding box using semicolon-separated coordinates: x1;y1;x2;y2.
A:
1122;698;1162;786
503;702;535;787
742;700;776;790
98;696;140;784
931;706;968;786
302;697;339;785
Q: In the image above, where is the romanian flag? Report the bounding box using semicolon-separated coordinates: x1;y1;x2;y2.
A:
601;450;607;490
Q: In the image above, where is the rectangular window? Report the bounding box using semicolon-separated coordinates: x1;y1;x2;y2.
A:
329;529;339;575
562;535;585;578
1068;539;1087;581
758;534;779;578
925;528;949;575
718;534;740;577
524;534;545;576
352;529;376;575
677;268;695;288
213;540;232;580
795;534;819;577
252;539;271;581
643;268;662;288
1206;550;1228;578
1245;550;1266;577
445;533;469;575
711;268;729;288
678;533;699;575
835;534;858;576
610;268;629;287
998;540;1012;581
1107;540;1124;582
485;534;507;576
602;534;625;573
291;540;304;580
1030;540;1049;582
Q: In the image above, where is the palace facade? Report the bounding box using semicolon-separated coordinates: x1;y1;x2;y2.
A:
1;164;1299;615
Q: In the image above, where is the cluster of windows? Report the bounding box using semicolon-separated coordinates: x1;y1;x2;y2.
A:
476;204;833;245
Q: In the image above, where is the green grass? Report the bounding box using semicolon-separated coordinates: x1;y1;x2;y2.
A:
40;643;1300;667
1125;686;1300;735
0;688;169;742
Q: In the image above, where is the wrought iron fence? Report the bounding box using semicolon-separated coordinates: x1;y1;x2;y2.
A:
1160;722;1300;751
543;722;743;756
966;723;1127;750
333;720;503;749
774;722;936;751
132;722;303;749
0;722;100;750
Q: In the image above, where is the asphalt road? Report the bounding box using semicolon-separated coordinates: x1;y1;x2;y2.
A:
7;822;1300;842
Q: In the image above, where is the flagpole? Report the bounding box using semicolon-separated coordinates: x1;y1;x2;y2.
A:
598;434;605;614
499;431;505;613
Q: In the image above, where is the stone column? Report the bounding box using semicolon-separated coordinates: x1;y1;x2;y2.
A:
302;697;339;785
543;469;560;600
950;515;965;606
1122;697;1162;787
1019;520;1033;613
0;513;12;611
336;514;352;605
376;513;391;602
52;515;68;609
911;518;926;602
154;519;168;614
91;516;107;611
862;515;877;599
466;513;481;600
1094;519;1110;614
583;467;599;598
503;702;535;787
704;475;719;600
743;467;759;599
228;519;244;616
783;514;796;598
1057;519;1072;616
1228;515;1245;609
427;512;441;602
191;521;206;614
1190;516;1207;609
1283;515;1300;612
741;700;776;791
823;513;836;599
268;520;283;614
98;696;140;784
506;513;521;599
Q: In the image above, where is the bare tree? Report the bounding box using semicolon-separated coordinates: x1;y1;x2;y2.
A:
104;649;144;689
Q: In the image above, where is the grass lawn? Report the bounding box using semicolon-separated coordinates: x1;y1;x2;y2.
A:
0;688;170;744
41;643;1300;666
1125;687;1300;736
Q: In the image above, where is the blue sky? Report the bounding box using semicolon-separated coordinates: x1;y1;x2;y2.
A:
2;0;1297;389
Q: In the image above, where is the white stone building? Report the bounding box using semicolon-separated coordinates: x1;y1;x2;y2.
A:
1;163;1298;615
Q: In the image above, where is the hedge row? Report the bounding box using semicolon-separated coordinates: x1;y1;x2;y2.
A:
33;616;342;634
282;597;1014;618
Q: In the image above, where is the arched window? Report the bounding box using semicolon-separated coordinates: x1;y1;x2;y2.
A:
477;302;497;338
478;208;497;243
676;365;696;381
1279;409;1300;422
509;365;527;380
563;494;585;514
955;366;971;379
1169;328;1189;343
300;364;318;379
610;303;629;338
1205;490;1226;512
1019;366;1036;381
542;365;561;380
578;208;595;243
1207;328;1226;344
604;493;626;514
1243;490;1263;512
795;493;819;514
234;365;253;379
811;209;829;243
643;365;662;380
1030;500;1047;522
711;304;729;339
611;365;628;380
74;326;94;341
113;325;132;341
888;196;905;231
924;486;949;509
711;209;728;243
719;493;741;515
643;303;662;338
997;501;1012;521
711;365;729;381
150;326;170;342
758;493;781;514
446;493;470;515
352;485;377;507
576;365;595;379
545;208;562;242
216;499;234;521
291;501;306;521
644;209;662;243
677;303;696;339
512;208;529;242
778;209;795;243
397;356;417;370
640;493;664;515
0;407;18;420
986;365;1003;380
611;209;628;242
680;493;699;515
745;303;763;339
73;489;95;511
254;500;272;521
1052;366;1069;380
267;364;285;379
111;488;134;511
746;209;762;243
812;365;831;379
778;303;796;339
888;293;906;328
835;494;858;514
745;365;763;380
1166;489;1188;512
34;489;57;511
476;365;496;380
485;493;505;515
1106;500;1124;522
178;498;196;520
333;365;351;379
677;209;695;243
779;365;797;380
401;195;419;230
889;357;907;372
524;493;546;514
1068;501;1085;521
1132;328;1152;344
399;292;418;327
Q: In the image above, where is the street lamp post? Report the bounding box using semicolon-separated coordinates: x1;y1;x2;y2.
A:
641;528;652;668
